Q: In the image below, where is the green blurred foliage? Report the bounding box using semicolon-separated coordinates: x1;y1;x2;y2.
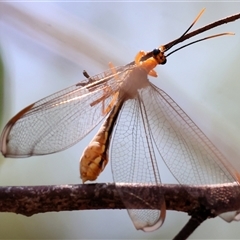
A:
0;51;4;127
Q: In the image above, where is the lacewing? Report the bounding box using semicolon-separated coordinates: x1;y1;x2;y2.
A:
1;9;240;231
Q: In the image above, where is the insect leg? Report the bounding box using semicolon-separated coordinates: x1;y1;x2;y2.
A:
135;51;158;77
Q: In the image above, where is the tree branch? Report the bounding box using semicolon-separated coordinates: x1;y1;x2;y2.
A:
0;182;239;239
173;212;209;240
0;182;239;217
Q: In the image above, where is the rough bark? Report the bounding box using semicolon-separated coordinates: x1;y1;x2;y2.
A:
0;183;239;218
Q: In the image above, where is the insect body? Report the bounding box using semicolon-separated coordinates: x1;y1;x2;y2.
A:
80;49;166;183
1;9;240;232
80;99;124;183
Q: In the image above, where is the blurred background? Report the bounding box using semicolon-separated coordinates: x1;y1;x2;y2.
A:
0;1;240;239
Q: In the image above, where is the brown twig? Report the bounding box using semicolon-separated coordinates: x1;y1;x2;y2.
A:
0;183;239;217
173;211;209;240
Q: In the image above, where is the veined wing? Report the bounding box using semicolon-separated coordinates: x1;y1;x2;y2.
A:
142;83;239;185
0;65;132;157
110;95;166;232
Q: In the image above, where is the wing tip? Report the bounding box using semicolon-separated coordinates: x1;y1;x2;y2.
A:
0;103;34;157
142;218;164;232
142;201;166;232
0;122;12;157
129;201;166;232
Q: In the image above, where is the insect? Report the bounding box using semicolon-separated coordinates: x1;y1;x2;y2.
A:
1;9;240;231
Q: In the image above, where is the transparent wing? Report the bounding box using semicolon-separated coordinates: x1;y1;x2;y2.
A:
141;83;239;185
0;66;131;157
110;96;166;232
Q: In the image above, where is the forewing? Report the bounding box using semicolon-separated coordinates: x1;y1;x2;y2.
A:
142;83;238;185
110;96;166;232
0;67;129;157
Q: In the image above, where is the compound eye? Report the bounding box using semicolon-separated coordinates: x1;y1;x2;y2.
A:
153;48;160;56
161;58;167;65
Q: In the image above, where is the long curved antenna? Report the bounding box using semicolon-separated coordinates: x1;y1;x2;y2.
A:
163;8;206;52
162;12;240;52
166;32;234;57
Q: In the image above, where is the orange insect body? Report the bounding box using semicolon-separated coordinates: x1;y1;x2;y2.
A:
80;50;166;183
